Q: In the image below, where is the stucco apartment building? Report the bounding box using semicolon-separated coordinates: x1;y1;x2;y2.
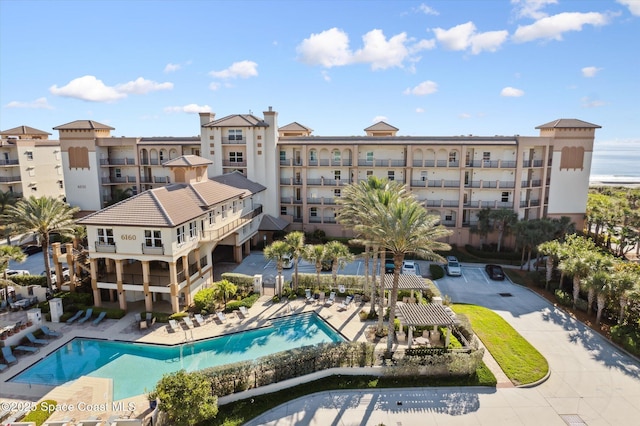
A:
0;125;66;201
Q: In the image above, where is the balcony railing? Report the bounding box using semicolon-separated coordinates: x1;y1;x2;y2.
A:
95;242;116;253
140;159;160;166
0;175;21;182
223;160;247;167
139;176;170;184
523;159;544;167
221;137;245;144
443;180;460;188
101;176;136;184
307;197;336;205
100;158;136;166
411;180;428;187
498;181;514;188
142;244;164;255
0;159;19;166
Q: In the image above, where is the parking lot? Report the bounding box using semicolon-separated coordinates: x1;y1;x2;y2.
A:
434;264;516;304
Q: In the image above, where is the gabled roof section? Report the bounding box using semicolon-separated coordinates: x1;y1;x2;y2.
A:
203;114;268;128
190;180;246;206
162;155;212;168
364;121;399;132
279;122;313;132
53;120;115;130
259;215;290;231
535;119;601;129
77;191;174;227
209;171;266;196
0;125;51;136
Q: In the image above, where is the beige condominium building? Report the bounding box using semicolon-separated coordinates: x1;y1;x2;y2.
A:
0;125;66;201
198;108;600;247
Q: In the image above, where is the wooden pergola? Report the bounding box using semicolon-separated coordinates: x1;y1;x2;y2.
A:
396;303;457;348
382;274;430;302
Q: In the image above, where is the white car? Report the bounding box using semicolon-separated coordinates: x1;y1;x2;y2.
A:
401;260;417;275
445;256;462;276
43;267;70;284
282;254;293;269
6;269;30;277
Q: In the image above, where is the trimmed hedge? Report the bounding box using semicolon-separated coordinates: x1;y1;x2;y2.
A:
9;274;47;287
611;325;640;356
224;293;260;313
22;399;56;425
429;264;445;280
221;272;254;295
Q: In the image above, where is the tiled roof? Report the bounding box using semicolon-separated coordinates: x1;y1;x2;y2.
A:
279;122;313;132
396;303;456;326
78;180;246;227
0;125;51;136
259;215;290;231
139;137;200;143
162;155;212;167
535;119;601;129
203;114;268;128
364;121;399;131
53;120;115;130
210;171;266;195
382;274;430;290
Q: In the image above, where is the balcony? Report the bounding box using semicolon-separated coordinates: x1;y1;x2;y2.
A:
500;160;516;168
223;160;247;167
140;159;161;166
140;176;170;184
0;175;21;183
411;180;428;188
523;159;544;167
101;176;136;184
308;159;318;166
357;159;406;167
0;159;19;166
280;197;303;204
443;180;460;188
95;242;116;253
280;177;302;185
279;158;303;166
100;158;136;166
307;197;336;205
221;137;245;144
498;181;515;188
142;244;164;255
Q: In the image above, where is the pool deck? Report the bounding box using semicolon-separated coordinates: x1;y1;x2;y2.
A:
2;295;464;423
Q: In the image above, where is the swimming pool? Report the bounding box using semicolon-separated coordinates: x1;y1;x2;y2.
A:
11;312;344;400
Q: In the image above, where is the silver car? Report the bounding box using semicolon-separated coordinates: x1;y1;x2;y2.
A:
445;256;462;276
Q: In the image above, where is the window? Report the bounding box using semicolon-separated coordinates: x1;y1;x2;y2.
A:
309;150;317;161
208;210;215;225
388;170;395;181
483;152;491;163
159;150;166;161
332;150;341;161
334;189;341;197
58;180;64;189
445;214;453;221
115;168;122;178
144;230;162;247
177;225;185;245
189;222;197;239
421;171;427;181
209;135;214;140
228;129;243;141
193;149;200;156
233;200;238;213
310;207;318;217
366;151;374;162
464;171;470;185
26;151;33;160
280;151;286;161
221;205;227;218
295;172;301;183
229;152;243;163
281;206;287;215
97;228;114;245
449;151;457;164
501;192;509;202
366;170;373;177
334;170;341;181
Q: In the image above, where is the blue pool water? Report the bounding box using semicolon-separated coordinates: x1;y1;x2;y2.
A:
11;312;344;400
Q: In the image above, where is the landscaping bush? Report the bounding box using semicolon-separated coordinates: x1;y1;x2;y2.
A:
221;272;255;295
295;273;365;293
574;298;589;312
193;287;216;312
454;313;474;342
10;274;47;287
58;291;93;307
93;307;126;319
611;325;640;356
554;289;572;307
169;312;188;320
465;244;522;261
22;399;56;425
225;293;260;313
429;264;445;280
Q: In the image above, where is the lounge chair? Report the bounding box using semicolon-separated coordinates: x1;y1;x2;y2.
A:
108;419;142;426
93;311;107;326
3;410;30;424
338;295;354;310
26;332;48;346
168;319;180;332
76;420;103;426
324;291;336;306
194;313;205;326
216;311;227;323
14;345;40;354
0;363;8;372
77;308;94;324
183;317;194;328
66;310;84;324
40;326;62;338
239;306;249;318
2;346;18;365
305;288;314;303
43;421;72;426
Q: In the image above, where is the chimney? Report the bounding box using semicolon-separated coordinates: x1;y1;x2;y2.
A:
199;112;215;127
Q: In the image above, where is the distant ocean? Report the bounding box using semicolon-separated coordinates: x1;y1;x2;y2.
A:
590;143;640;184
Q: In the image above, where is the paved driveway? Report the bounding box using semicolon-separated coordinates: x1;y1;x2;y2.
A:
246;264;640;425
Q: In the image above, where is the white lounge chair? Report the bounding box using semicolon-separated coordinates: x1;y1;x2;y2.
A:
183;317;194;328
338;295;354;310
194;313;205;326
217;311;227;323
239;306;249;318
168;319;180;332
305;288;314;303
324;291;336;306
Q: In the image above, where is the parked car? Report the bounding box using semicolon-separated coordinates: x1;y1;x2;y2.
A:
6;269;30;277
282;254;293;269
485;264;505;280
445;256;462;276
401;260;417;275
21;245;43;256
384;261;395;274
43;267;70;285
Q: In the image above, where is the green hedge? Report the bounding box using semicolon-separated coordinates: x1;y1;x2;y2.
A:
221;272;254;294
224;293;260;313
9;275;47;287
464;244;522;262
554;289;572;307
194;287;216;312
429;264;445;280
296;273;365;293
611;325;640;356
22;399;56;425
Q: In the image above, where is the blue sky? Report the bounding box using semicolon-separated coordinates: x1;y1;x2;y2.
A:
1;0;639;153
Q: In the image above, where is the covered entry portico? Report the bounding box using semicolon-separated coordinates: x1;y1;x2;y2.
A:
396;303;457;348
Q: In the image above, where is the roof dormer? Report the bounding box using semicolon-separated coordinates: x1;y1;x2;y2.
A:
364;121;399;137
162;155;212;184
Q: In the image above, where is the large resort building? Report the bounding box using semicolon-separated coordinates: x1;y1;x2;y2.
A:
2;108;600;312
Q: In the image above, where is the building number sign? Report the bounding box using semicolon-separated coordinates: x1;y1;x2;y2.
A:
121;234;136;241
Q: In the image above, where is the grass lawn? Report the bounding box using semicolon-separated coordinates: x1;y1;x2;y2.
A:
453;304;548;386
207;366;496;426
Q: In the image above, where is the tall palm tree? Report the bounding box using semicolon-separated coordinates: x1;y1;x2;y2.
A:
0;245;26;280
284;231;305;291
489;208;518;252
213;279;237;310
0;190;18;244
538;239;563;290
324;240;354;290
4;196;79;289
359;196;453;353
559;248;597;309
303;244;327;290
263;240;291;296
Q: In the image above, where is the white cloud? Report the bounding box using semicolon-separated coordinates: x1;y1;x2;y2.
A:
210;60;258;79
501;87;525;97
581;96;606;108
50;75;172;102
209;82;221;91
115;77;173;95
512;12;611;43
582;66;602;77
404;80;438;96
297;28;434;70
432;22;508;54
511;0;558;19
417;4;439;15
617;0;640;16
321;71;331;82
459;113;472;119
5;97;53;110
164;104;212;114
416;108;425;113
164;63;181;73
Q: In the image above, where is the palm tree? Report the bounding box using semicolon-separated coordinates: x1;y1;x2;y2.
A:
213;279;237;310
4;196;79;289
0;245;26;280
324;240;354;290
538;239;563;290
0;191;18;244
284;231;305;291
263;240;291;296
559;248;597;309
358;196;453;353
611;263;638;325
303;244;327;289
470;207;492;249
489;208;518;252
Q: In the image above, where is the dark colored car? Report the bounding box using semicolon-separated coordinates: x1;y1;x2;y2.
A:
485;264;505;280
21;245;43;256
384;261;395;274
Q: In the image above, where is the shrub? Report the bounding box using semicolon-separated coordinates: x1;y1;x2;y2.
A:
169;312;188;320
221;272;254;295
10;275;47;287
193;288;216;312
58;291;93;307
574;298;589;312
611;325;640;356
154;370;218;426
22;399;56;425
554;289;572;307
224;293;260;313
429;264;445;280
94;307;126;319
